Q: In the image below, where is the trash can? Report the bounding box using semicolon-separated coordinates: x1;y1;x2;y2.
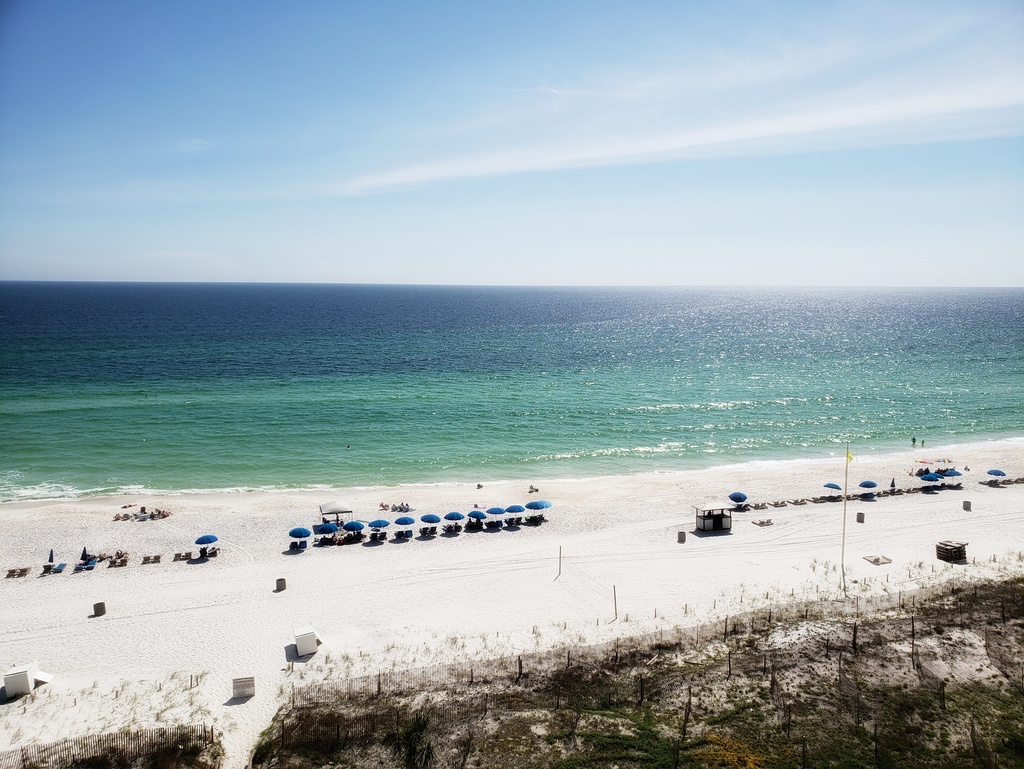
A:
276;578;286;592
963;501;971;512
677;531;686;543
92;602;106;617
856;512;865;524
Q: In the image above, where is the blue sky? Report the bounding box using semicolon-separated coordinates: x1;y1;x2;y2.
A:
0;0;1022;286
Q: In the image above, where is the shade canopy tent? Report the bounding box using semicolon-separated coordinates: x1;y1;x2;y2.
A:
319;501;353;516
294;626;322;656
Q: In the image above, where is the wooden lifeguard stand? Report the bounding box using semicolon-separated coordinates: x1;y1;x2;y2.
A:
694;506;733;533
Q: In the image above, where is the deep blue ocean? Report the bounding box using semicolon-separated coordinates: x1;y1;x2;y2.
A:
1;282;1021;501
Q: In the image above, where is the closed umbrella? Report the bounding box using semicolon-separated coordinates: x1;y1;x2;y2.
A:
195;534;219;545
81;547;88;561
48;549;54;564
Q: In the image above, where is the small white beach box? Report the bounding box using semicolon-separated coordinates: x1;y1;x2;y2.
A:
294;626;322;656
4;661;52;697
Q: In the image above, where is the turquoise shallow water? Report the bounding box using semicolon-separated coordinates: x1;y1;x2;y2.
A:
1;283;1021;501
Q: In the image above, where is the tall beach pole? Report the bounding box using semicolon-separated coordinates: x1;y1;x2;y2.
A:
841;443;851;597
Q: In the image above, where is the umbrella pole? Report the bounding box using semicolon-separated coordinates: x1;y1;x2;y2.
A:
841;443;850;597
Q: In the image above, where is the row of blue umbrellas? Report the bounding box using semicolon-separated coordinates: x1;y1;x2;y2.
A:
289;500;553;537
728;468;1007;507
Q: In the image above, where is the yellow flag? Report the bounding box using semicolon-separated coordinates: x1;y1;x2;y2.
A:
847;449;854;463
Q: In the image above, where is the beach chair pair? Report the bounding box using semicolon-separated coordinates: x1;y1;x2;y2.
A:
141;555;161;565
107;557;128;568
74;559;98;573
173;551;192;561
5;567;30;578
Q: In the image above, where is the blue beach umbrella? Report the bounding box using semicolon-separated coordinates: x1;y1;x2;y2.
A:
395;516;416;526
317;523;339;534
289;527;312;539
824;483;842;490
468;510;487;520
858;481;877;489
987;469;1006;477
369;519;391;529
443;511;465;521
486;506;507;515
728;492;748;504
920;473;942;482
195;534;218;545
420;514;441;524
525;500;551;510
342;521;365;532
505;504;526;514
942;470;962;477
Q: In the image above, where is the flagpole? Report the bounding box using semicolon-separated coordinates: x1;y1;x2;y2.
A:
841;442;850;597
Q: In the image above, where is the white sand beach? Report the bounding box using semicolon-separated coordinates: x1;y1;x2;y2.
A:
1;438;1022;766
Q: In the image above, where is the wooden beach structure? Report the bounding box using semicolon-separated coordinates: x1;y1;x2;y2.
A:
935;541;967;563
694;506;733;533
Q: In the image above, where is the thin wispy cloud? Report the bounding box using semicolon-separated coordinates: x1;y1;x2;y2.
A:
337;10;1024;195
167;138;216;154
340;78;1023;194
